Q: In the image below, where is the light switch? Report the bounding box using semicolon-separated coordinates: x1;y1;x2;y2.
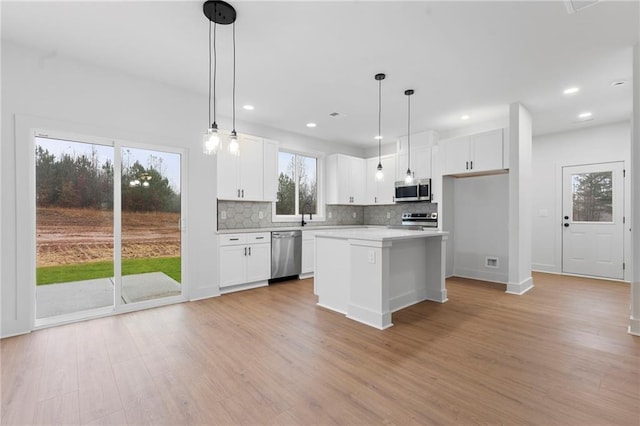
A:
352;212;357;218
221;211;227;220
387;212;391;219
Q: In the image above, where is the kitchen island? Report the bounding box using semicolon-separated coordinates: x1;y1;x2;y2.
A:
314;228;448;329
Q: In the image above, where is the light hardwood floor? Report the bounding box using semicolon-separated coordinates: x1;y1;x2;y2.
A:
2;272;639;425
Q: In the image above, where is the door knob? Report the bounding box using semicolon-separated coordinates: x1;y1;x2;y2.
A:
564;215;569;220
564;223;570;227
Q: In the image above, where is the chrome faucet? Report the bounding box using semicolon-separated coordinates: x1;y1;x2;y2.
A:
301;202;313;226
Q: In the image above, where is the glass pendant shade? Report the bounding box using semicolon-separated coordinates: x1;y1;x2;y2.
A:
405;169;414;184
203;126;220;154
375;163;384;181
228;131;240;156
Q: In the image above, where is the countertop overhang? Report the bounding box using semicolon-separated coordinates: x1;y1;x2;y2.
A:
314;228;448;242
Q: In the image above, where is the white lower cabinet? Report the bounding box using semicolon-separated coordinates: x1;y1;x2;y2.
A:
301;231;317;276
219;232;271;290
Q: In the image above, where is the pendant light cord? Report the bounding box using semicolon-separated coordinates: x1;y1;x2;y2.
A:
208;20;218;126
378;79;382;161
213;22;217;124
407;93;411;171
208;20;211;127
232;22;236;132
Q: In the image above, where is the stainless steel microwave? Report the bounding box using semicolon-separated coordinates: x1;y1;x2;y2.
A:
394;178;431;202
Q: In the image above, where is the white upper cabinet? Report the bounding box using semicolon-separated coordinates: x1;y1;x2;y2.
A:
396;136;432;182
326;154;366;204
366;154;397;204
263;139;279;202
441;128;506;176
218;133;276;202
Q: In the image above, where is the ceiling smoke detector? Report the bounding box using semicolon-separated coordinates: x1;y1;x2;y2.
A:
564;0;601;14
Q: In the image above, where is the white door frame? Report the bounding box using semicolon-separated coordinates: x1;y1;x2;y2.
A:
29;128;188;328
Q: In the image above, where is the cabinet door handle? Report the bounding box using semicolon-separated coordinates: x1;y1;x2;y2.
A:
374;196;377;203
466;161;469;170
241;189;244;198
230;238;239;241
256;236;264;239
248;247;251;256
244;247;247;256
470;161;473;170
237;189;241;198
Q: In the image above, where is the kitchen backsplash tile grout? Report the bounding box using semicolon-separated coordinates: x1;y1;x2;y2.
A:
217;200;437;230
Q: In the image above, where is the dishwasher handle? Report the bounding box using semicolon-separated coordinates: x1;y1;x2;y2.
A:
272;231;302;239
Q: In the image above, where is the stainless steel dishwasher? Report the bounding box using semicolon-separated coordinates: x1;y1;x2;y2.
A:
271;230;302;279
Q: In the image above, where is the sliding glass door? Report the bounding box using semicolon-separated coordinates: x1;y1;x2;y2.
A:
120;147;182;304
35;134;184;323
35;136;115;319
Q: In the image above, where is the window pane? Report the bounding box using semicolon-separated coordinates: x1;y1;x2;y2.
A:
298;155;317;214
276;151;295;215
572;171;612;222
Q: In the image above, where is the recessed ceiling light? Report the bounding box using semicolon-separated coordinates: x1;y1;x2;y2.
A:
578;112;593;119
611;80;627;87
242;105;255;110
306;122;317;128
374;135;383;140
563;87;580;95
460;115;470;120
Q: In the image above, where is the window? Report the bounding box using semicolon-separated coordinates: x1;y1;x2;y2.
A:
571;171;613;222
276;151;318;217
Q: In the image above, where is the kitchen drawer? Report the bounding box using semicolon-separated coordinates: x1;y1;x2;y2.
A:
219;234;247;246
246;232;271;243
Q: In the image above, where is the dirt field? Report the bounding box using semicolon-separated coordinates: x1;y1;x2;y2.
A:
37;207;181;266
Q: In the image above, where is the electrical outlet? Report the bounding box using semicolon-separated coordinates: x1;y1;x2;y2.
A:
328;211;332;219
352;212;357;218
368;250;376;264
387;212;391;219
221;211;227;220
259;211;264;219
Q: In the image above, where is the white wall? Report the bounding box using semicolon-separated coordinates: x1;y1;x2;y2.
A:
452;174;510;283
531;121;631;278
0;42;358;337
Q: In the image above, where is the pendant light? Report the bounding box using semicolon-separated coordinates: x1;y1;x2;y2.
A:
227;21;239;156
202;1;237;155
404;89;415;184
375;73;386;181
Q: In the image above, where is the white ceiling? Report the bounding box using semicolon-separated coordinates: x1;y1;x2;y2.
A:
2;1;638;148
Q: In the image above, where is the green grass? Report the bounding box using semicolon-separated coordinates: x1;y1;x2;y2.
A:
37;257;181;285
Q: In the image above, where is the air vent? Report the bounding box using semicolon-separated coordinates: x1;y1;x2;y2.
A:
564;0;600;14
485;257;499;269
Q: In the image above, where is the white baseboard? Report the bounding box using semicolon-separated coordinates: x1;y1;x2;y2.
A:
453;267;508;284
506;277;534;295
299;272;314;280
531;263;560;274
219;281;268;295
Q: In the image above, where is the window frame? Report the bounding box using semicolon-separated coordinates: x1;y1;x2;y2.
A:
272;148;325;223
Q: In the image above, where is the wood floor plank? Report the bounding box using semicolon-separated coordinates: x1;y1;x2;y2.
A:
1;272;638;425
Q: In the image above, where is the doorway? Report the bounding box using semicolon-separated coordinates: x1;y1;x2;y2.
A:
34;133;185;323
562;162;624;280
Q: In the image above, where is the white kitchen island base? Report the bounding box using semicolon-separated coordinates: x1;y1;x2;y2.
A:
315;229;448;329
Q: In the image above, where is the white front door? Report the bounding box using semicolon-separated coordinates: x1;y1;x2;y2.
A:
562;162;624;279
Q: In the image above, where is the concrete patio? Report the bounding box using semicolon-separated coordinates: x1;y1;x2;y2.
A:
36;272;182;318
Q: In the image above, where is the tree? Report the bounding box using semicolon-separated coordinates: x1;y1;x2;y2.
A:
572;172;612;221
